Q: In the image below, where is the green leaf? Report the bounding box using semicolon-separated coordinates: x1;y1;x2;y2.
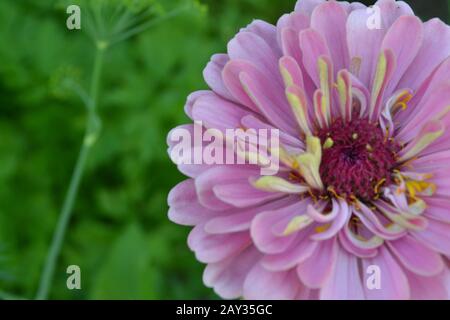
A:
90;224;156;299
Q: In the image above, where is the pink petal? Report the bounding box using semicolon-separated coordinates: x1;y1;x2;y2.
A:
261;228;318;271
398;120;445;162
204;196;294;234
184;90;212;119
168;179;217;226
397;83;450;144
277;12;310;52
406;269;449;300
363;246;410;300
203;246;261;299
339;224;379;258
381;16;423;96
396;56;450;128
295;0;325;16
410;150;450;173
279;55;305;89
203;54;236;102
424;197;450;224
243;20;281;57
227;31;282;85
368;49;396;122
296;288;320;300
276;13;316;99
214;182;285;209
296;238;338;289
346;7;383;88
299;28;330;87
320;244;366;300
243;263;300;300
240;114;304;152
398;18;450;92
354;202;406;240
238;66;298;135
167;124;216;178
223;59;298;134
375;0;413;25
412;217;450;255
346;0;412;88
388;235;444;276
310;199;350;241
188;224;251;264
250;200;309;254
310;0;349;73
195;166;260;211
191;93;251;132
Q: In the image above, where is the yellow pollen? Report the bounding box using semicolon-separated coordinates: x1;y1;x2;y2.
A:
308;189;318;203
323;137;334;149
315;224;331;234
405;180;436;200
393;93;413;113
374;178;386;194
352;197;361;210
327;186;344;200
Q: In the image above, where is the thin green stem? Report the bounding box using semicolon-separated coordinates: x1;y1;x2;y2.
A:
35;45;105;300
109;5;189;45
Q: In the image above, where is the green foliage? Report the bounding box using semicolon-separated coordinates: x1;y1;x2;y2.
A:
0;0;445;300
0;0;294;300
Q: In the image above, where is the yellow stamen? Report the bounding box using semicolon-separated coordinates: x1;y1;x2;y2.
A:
323;137;334;149
315;224;331;234
392;92;413;113
374;178;386;194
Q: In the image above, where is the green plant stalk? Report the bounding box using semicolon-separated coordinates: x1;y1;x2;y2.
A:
35;45;106;300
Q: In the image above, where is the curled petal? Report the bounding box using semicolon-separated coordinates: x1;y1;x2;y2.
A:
339;223;382;258
252;176;309;194
261;229;317;271
251;200;310;254
375;200;428;231
310;199;350;241
280;215;314;236
354;202;406;240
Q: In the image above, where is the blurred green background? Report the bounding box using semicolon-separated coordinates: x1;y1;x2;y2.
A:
0;0;447;299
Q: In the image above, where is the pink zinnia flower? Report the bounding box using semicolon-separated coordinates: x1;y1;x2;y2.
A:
167;0;450;299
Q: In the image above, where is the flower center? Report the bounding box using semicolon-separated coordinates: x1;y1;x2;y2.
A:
317;117;399;201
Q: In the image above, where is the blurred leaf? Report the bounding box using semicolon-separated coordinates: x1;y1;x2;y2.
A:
90;224;156;299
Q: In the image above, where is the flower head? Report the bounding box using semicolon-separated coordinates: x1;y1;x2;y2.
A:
168;0;450;299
